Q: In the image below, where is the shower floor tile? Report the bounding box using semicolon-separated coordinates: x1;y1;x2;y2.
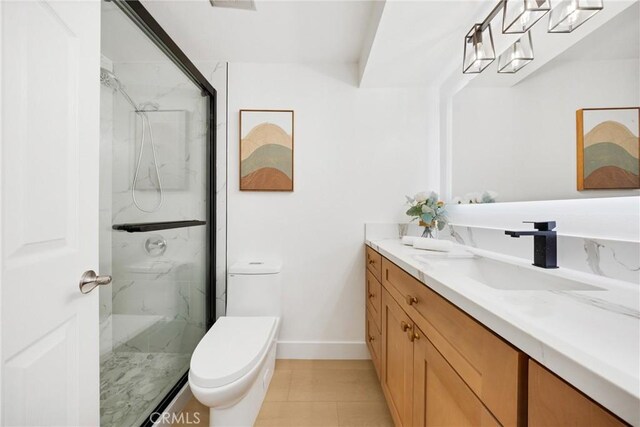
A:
101;351;190;427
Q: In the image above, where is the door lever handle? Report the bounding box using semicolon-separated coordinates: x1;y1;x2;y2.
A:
79;270;112;294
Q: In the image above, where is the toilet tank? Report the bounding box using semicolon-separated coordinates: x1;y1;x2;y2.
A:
226;260;282;317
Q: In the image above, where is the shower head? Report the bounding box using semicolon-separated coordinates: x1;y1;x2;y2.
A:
100;67;121;90
100;67;140;111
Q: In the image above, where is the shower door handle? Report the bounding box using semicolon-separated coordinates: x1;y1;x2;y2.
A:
79;270;112;294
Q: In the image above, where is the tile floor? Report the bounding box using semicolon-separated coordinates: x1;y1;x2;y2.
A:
101;351;190;427
173;359;394;427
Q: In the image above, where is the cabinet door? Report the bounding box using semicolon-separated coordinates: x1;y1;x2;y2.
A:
366;306;381;377
366;245;382;282
381;288;414;427
529;361;625;427
366;269;382;331
383;257;523;427
413;326;501;427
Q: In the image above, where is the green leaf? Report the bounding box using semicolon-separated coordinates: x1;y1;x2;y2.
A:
406;206;422;217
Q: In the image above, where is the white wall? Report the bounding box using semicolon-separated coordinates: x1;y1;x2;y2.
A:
451;56;640;202
227;63;436;358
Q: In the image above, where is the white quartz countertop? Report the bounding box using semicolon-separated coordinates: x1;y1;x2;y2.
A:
366;238;640;426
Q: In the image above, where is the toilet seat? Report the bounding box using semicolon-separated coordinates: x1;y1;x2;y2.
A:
190;316;278;389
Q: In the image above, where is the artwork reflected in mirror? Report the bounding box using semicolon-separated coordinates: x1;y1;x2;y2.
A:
449;4;639;202
577;107;640;190
239;109;294;191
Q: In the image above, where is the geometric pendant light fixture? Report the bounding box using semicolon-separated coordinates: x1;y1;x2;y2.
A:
503;0;551;33
463;23;496;73
462;0;603;74
548;0;604;33
497;32;535;73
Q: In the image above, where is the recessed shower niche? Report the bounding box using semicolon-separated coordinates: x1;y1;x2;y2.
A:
99;1;216;425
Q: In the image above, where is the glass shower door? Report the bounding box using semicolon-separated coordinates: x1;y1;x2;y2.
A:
99;1;212;425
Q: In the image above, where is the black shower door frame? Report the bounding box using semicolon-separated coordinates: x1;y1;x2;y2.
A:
108;1;217;425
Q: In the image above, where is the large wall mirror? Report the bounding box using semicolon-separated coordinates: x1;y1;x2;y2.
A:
450;3;639;203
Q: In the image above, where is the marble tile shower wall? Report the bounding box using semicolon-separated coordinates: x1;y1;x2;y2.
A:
364;223;640;284
202;61;228;320
99;71;114;357
100;61;212;357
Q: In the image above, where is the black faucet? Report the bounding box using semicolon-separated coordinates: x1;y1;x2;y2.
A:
505;221;558;269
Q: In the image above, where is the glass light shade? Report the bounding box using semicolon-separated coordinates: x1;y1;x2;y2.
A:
503;0;551;33
548;0;603;33
463;24;495;74
498;32;534;73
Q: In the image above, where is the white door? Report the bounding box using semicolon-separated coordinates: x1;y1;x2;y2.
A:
0;1;101;425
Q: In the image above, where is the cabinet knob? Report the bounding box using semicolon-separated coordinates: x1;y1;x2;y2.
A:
368;293;375;299
406;295;418;306
400;321;411;332
369;335;375;342
368;259;375;265
408;330;420;342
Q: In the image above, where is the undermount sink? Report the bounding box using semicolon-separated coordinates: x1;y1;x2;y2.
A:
427;256;603;292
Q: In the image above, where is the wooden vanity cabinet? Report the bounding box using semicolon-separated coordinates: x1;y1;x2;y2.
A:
366;246;525;427
413;326;501;427
380;286;503;427
366;246;382;282
365;250;383;378
382;257;524;427
366;269;382;331
365;245;627;427
381;289;415;427
366;306;381;376
528;361;626;427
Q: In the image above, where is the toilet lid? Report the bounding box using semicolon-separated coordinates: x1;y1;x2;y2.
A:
190;316;277;388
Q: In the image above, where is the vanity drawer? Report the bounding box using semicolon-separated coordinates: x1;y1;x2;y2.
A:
382;257;524;427
366;246;382;282
366;306;381;377
366;269;382;331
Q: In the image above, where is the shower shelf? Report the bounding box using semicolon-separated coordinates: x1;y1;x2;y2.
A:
112;220;206;233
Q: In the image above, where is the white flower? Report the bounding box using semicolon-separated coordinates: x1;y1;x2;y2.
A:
414;191;429;203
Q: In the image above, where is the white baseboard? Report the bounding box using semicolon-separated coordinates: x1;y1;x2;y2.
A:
152;383;193;427
276;340;370;359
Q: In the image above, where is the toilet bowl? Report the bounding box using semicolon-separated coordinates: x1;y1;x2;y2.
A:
188;260;282;427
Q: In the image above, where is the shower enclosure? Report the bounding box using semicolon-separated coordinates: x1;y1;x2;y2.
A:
99;1;216;425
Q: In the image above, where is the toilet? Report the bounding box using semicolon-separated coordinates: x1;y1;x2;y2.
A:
189;260;282;427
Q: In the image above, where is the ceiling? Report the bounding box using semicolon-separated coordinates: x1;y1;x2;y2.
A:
112;0;638;88
139;0;374;63
464;0;639;87
138;0;499;86
557;2;639;63
359;1;492;87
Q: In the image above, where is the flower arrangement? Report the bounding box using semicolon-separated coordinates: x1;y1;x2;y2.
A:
405;191;447;237
451;190;498;204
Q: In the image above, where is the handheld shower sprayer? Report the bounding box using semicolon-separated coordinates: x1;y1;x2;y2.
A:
100;67;163;213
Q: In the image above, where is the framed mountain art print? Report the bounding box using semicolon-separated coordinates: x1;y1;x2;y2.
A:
577;107;640;190
239;109;294;191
